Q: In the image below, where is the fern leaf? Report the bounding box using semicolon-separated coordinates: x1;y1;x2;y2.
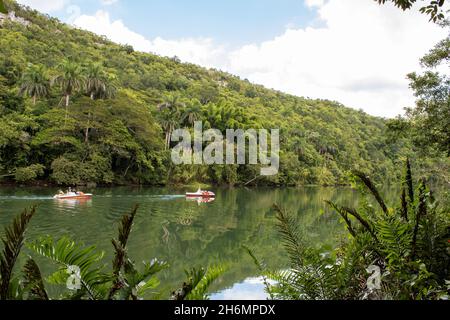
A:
22;258;49;300
109;205;139;299
353;170;388;215
273;204;304;268
187;265;227;300
27;236;107;300
0;206;36;300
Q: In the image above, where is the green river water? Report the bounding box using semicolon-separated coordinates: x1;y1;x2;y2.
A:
0;186;363;299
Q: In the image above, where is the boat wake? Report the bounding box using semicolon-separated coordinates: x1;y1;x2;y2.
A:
0;196;54;201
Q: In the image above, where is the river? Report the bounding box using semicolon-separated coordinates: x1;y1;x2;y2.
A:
0;186;362;299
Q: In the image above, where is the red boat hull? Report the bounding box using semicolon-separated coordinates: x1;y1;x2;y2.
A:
186;192;215;198
53;194;93;200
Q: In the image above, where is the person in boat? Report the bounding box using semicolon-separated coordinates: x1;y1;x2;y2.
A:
58;190;64;195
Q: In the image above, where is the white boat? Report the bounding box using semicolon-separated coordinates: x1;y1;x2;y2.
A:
186;188;215;198
53;191;93;200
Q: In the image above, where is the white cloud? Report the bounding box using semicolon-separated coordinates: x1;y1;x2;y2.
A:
17;0;69;13
226;0;448;117
72;1;448;117
305;0;325;8
73;10;152;52
100;0;118;5
73;11;226;68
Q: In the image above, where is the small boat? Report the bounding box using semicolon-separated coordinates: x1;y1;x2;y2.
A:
186;188;215;198
53;191;93;200
186;196;215;204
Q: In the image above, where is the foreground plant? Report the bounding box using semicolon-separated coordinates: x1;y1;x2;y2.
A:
27;205;168;300
171;265;227;300
249;159;450;300
0;204;225;300
0;206;36;300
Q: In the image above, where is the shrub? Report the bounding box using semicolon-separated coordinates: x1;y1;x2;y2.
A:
14;164;44;183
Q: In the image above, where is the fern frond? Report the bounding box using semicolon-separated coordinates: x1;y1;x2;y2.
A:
353;171;388;215
171;267;205;300
109;205;139;299
172;265;227;300
412;180;429;259
22;258;48;300
27;236;107;300
327;201;377;242
326;201;357;237
400;187;409;221
118;259;168;300
273;204;304;268
405;158;414;206
243;245;274;299
376;216;412;265
187;265;227;300
0;206;36;300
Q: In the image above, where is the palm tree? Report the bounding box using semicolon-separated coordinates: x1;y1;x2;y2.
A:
158;94;185;149
85;63;117;100
19;65;49;105
182;99;202;127
52;61;84;119
84;64;117;142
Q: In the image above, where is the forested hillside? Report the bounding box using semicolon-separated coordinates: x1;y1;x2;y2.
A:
0;1;404;186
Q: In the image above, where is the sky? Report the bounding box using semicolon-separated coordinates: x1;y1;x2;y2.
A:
16;0;449;118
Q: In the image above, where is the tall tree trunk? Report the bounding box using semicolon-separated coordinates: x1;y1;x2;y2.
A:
85;94;94;143
84;122;90;143
165;132;170;150
64;94;70;123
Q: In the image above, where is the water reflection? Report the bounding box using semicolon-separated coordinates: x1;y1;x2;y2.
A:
53;198;93;209
186;197;216;205
211;277;273;300
0;186;379;299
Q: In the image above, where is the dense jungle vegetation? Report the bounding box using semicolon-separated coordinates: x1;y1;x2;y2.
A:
0;0;431;187
0;0;448;302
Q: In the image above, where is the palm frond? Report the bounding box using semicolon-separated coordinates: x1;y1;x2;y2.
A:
108;205;139;299
22;258;48;300
27;236;107;300
0;206;37;300
117;258;168;300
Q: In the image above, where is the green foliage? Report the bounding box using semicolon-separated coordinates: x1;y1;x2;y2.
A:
249;161;450;300
28;236;108;299
0;0;7;14
14;164;44;182
387;27;450;178
22;258;48;300
0;4;406;187
171;265;227;300
0;206;36;300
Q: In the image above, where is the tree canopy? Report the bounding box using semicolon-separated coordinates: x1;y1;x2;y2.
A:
0;0;439;187
376;0;448;22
